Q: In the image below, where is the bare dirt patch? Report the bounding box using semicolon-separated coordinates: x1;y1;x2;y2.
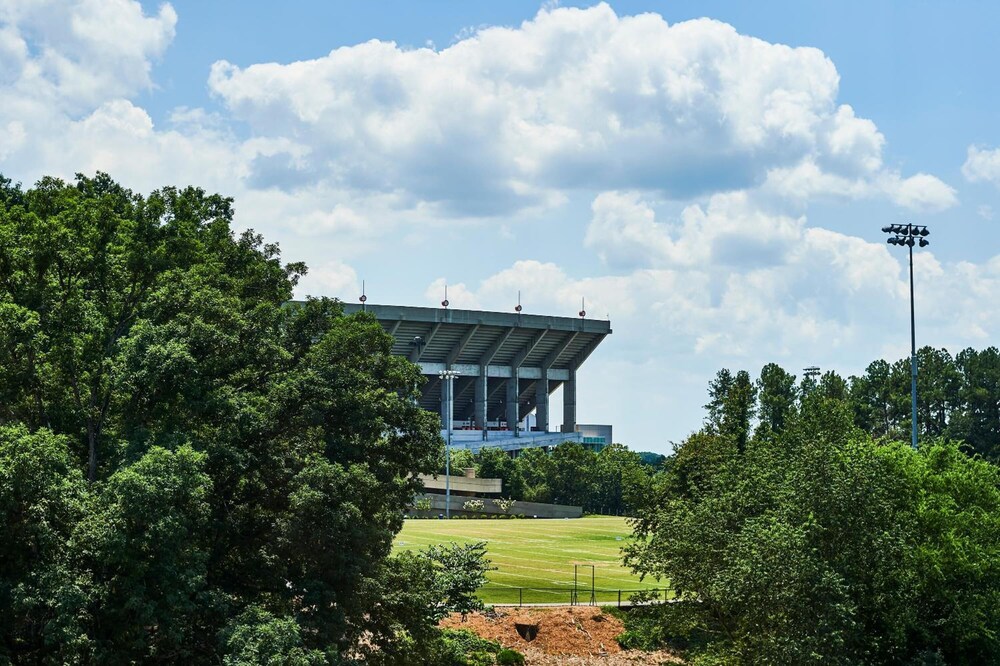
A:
442;607;683;665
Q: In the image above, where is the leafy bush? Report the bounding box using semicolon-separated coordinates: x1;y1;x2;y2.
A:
425;542;495;617
440;629;503;665
221;606;326;666
496;647;526;665
441;628;501;654
492;497;517;513
463;499;485;512
414;497;433;512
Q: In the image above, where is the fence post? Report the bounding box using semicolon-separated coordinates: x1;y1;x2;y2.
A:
618;590;621;608
519;588;522;608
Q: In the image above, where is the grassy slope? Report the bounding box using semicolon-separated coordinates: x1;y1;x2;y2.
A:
395;516;666;604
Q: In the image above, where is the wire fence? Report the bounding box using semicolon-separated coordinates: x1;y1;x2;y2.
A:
477;586;672;607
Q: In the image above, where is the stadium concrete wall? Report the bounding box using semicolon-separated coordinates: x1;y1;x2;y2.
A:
411;492;582;519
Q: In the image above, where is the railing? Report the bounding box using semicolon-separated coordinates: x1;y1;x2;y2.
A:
477;586;672;608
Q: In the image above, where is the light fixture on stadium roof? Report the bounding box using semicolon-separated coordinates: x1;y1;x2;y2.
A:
881;222;931;451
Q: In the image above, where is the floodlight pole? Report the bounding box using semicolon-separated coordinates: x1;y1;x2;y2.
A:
439;369;459;517
908;241;918;453
882;223;929;451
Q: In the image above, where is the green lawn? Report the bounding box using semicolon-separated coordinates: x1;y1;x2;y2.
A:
394;516;667;604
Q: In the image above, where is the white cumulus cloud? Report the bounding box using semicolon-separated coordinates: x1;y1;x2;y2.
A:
963;145;1000;187
206;3;954;216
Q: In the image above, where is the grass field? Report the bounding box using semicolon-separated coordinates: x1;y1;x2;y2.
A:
394;516;667;604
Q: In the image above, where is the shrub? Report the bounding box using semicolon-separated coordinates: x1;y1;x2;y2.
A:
221;606;326;666
463;499;485;512
496;647;526;665
441;629;502;665
493;497;517;513
425;542;495;616
414;497;433;512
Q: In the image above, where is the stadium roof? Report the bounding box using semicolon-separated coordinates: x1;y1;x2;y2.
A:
340;303;611;423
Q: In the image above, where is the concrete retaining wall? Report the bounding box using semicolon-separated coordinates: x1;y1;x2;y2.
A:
412;492;582;519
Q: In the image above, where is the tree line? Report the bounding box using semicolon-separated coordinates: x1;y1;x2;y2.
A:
620;368;1000;664
445;441;657;515
704;348;1000;460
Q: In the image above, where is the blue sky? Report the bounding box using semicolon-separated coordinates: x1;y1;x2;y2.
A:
3;1;1000;452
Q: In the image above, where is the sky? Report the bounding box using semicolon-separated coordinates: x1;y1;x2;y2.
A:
2;1;1000;453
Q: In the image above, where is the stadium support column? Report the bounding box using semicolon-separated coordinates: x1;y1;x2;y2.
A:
535;377;549;432
561;368;577;433
506;370;519;436
474;371;487;432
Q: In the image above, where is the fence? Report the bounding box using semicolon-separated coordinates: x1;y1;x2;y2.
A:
477;586;672;608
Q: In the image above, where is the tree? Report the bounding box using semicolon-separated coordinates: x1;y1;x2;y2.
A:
915;347;961;438
705;368;757;451
424;542;494;618
548;442;597;507
0;174;287;482
77;445;212;663
847;347;997;460
441;447;475;476
723;370;757;452
704;368;734;429
626;403;1000;664
0;426;88;663
755;363;797;439
0;174;442;661
592;443;648;515
950;347;1000;460
514;447;554;503
477;446;525;499
848;359;896;439
221;606;326;666
817;370;849;402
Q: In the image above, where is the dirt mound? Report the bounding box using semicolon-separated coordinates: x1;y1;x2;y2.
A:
441;607;682;665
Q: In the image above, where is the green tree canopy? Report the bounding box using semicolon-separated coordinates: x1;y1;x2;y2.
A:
591;443;648;515
0;173;442;663
476;446;525;499
547;442;597;507
755;363;797;439
627;397;1000;664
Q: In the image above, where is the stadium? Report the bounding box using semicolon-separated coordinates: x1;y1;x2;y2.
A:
341;302;613;453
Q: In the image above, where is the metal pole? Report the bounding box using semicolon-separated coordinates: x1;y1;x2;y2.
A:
445;375;452;518
909;241;918;451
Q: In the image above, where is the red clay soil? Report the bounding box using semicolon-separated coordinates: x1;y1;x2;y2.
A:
441;607;683;665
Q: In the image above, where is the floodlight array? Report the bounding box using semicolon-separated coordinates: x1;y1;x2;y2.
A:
882;223;930;248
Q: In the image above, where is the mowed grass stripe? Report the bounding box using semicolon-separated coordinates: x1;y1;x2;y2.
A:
395;516;664;602
398;540;627;564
